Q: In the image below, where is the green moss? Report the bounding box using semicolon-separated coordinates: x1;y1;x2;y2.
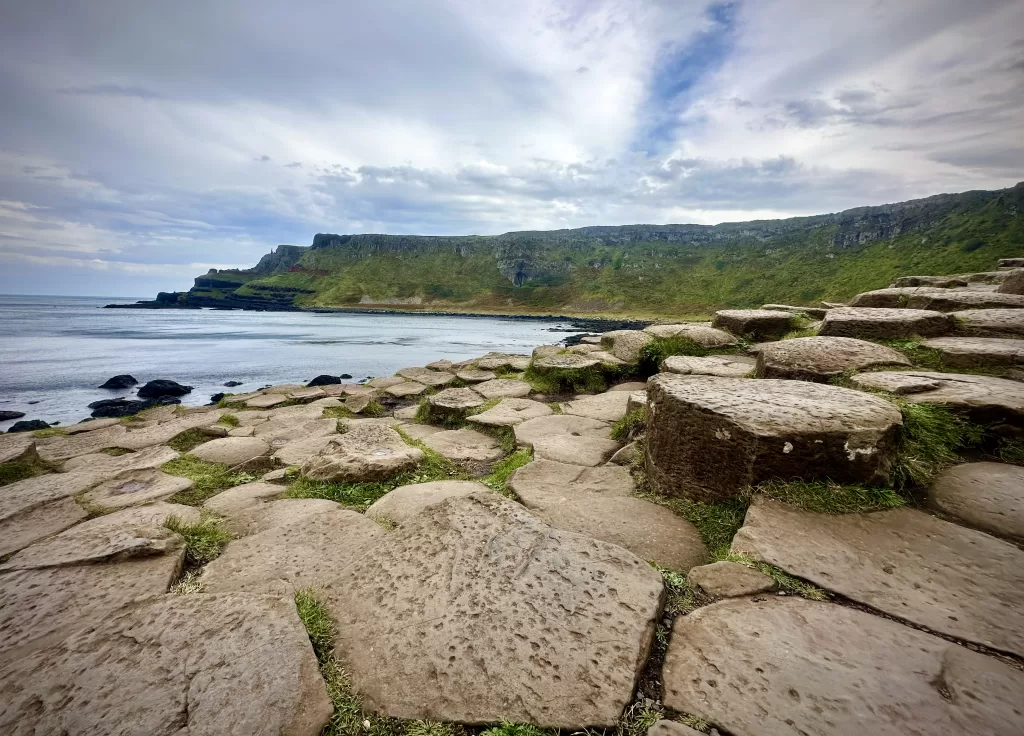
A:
0;456;54;486
361;401;388;418
483;448;533;498
31;427;67;438
752;479;905;514
611;408;646;442
164;514;232;566
162;456;259;506
99;447;133;456
893;401;984;488
523;365;608;394
219;413;240;427
167;428;212;453
322;405;356;420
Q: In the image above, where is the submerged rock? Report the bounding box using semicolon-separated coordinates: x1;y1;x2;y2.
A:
136;379;193;398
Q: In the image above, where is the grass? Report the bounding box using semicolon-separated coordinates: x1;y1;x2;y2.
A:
714;552;830;601
892;401;984;489
219;413;240;427
483;448;533;498
995;438;1024;465
479;724;552;736
781;326;819;340
99;447;133;456
654;564;709;618
31;427;67;438
636;335;734;375
523;365;610;395
361;401;388;417
610;408;646;442
161;456;259;506
634;481;747;558
752;479;905;514
322;405;356;420
0;456;54;486
167;427;212;453
164;514;233;566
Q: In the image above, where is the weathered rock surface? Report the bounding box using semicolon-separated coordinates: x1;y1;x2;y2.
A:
82;468;194;509
532;353;601;373
188;436;271;466
514;415;620;466
646;375;902;501
367;375;407;389
472;378;533;399
272;434;336;466
924;336;1024;367
850;286;1024;311
643;323;738;346
415;427;504;464
475;352;531;371
203;481;286;516
220;498;343;537
202;509;385;595
0;593;332;736
686;561;777;598
384;381;428;398
287;387;326;400
647;721;705;736
63;417;121;435
456;369;496;383
510;459;635;507
952;308;1024;337
601;330;654;362
663;354;756;377
732;498;1024;656
761;303;828;318
466;397;553;427
819;306;952;338
246;393;289;408
562;391;632;422
929;462;1024;541
367;480;488;526
663;596;1024;736
998;269;1024;294
850;371;1024;425
324;493;664;728
426;387;485;421
755;336;910;381
397;368;456;387
301;424;424;482
136;378;192;398
0;434;35;464
711;309;793;339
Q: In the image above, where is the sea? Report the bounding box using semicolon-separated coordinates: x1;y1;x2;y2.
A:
0;295;577;431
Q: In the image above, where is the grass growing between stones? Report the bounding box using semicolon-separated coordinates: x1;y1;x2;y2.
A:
753;479;905;514
634;481;747;557
483;448;533;498
892;401;984;489
610;409;646;442
219;413;240;427
31;427;67;438
164;514;232;566
714;552;830;601
99;447;133;456
162;456;259;506
523;365;609;395
636;335;740;376
995;438;1024;465
167;428;212;453
0;456;55;486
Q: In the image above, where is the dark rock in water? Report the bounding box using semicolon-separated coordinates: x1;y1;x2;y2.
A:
210;393;226;404
88;399;149;418
150;396;182;406
340;373;353;379
8;420;49;433
223;381;243;387
98;374;138;389
137;379;193;398
307;374;341;387
27;401;39;405
0;410;26;421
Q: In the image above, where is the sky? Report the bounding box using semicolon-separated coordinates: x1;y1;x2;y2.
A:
1;0;1022;296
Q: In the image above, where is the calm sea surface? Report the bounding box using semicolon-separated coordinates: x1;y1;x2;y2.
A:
0;295;576;430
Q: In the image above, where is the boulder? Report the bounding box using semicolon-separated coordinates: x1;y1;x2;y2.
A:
663;354;756;377
663;596;1024;736
306;374;341;386
849;286;1024;311
322;493;664;728
384;381;428;398
685;561;777;598
136;379;192;398
88;398;150;418
923;336;1024;368
189;436;271;466
514;415;621;467
301;424;424;482
819;306;952;339
755;336;910;381
531;353;601;374
202;509;385;595
561;391;632;422
645;375;902;502
0;593;332;736
367;480;487;526
456;369;497;383
472;378;532;399
510;459;635;507
600;330;654;362
532;345;562;358
82;468;194;510
97;374;138;389
413;427;504;464
711;309;793;339
929;462;1024;541
7;420;49;433
223;380;243;387
466;398;553;427
0;410;26;421
849;371;1024;426
643;323;738;347
997;269;1024;294
425;387;485;422
246;393;289;408
732;498;1024;657
952;308;1024;337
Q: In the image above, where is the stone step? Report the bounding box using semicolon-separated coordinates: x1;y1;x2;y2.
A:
754;336;909;381
711;309;794;339
923;336;1024;368
952;308;1024;337
929;462;1024;542
849;286;1024;311
819;306;952;339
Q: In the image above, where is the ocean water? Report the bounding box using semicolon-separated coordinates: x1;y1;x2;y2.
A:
0;295;577;431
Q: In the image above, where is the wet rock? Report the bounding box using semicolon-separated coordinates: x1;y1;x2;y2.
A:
663;596;1024;736
929;462;1024;541
663;354;756;377
473;378;532;399
136;379;193;399
0;410;26;421
323;493;664;728
849;286;1024;311
7;420;49;433
97;374;138;389
82;469;194;510
562;391;632;422
88;398;151;418
367;480;487;526
711;309;793;339
686;561;777;598
223;380;243;387
301;424;424;482
645;375;901;502
514;415;620;466
755;336;910;381
466;397;553;427
923;337;1024;368
189;436;271;466
601;330;654;362
0;593;333;736
952;308;1024;337
732;498;1024;657
306;374;341;386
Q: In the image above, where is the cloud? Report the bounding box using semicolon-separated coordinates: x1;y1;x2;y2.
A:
0;0;1021;295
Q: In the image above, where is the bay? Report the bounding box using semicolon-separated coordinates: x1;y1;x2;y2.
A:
0;295;576;430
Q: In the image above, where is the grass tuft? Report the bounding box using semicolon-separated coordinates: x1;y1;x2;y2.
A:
322;405;356;420
167;428;212;453
99;447;133;456
995;438;1024;465
0;456;54;487
479;723;553;736
892;401;983;488
164;514;232;566
162;456;258;506
523;365;609;395
653;563;709;618
219;413;240;427
753;478;905;514
31;427;67;438
611;408;646;442
678;715;712;733
483;448;533;498
294;588;335;660
171;569;204;594
634;482;747;557
714;552;829;601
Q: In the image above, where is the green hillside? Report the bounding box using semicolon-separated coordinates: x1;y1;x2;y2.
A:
169;182;1024;317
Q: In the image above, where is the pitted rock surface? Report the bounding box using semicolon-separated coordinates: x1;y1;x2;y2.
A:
562;391;632;422
0;593;332;736
952;308;1024;337
466;397;553;427
203;481;286;516
323;493;664;728
849;371;1024;425
819;306;952;339
367;376;406;389
685;561;777;598
755;336;910;380
384;381;428;398
600;330;654;362
219;498;343;537
663;354;756;378
246;393;289;408
645;375;901;501
188;436;271;466
426;387;486;420
456;369;497;383
532;353;601;373
711;309;793;339
272;434;336;466
514;414;620;467
367;480;488;526
0;553;182;667
732;498;1024;657
301;424;424;482
923;336;1024;367
82;468;193;510
850;286;1024;311
510;459;635;508
1;502;198;570
475;352;531;371
663;596;1024;736
397;368;456;387
929;462;1024;541
643;323;738;346
472;378;533;399
202;509;385;595
414;427;504;464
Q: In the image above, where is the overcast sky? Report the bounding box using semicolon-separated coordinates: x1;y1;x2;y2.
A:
1;0;1022;296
